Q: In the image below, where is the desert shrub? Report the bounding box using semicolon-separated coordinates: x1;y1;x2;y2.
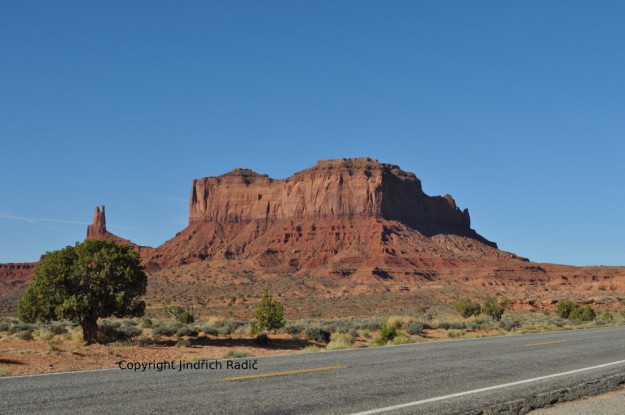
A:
202;326;219;336
69;327;84;344
386;315;411;330
9;322;35;334
447;329;464;338
136;336;151;347
448;321;466;330
176;338;190;347
464;321;479;331
121;324;142;339
354;320;383;331
234;324;249;335
18;330;33;340
255;288;286;331
141;318;153;328
454;297;482;318
405;321;425;336
0;368;11;377
499;319;521;331
374;324;397;345
389;333;411;345
216;326;231;336
548;317;566;328
205;316;224;327
556;300;578;319
482;295;508;321
304;327;331;343
474;317;496;330
34;328;55;341
557;300;596;321
223;349;252;359
436;322;450;330
0;321;9;332
229;320;247;329
222;321;245;334
176;326;198;337
569;305;596;322
151;324;179;337
98;320;142;342
326;332;354;350
48;323;68;335
600;310;614;321
254;333;269;345
163;306;185;319
247;320;260;335
283;324;304;335
178;311;194;324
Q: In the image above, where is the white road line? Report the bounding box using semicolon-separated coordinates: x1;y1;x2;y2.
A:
351;359;625;415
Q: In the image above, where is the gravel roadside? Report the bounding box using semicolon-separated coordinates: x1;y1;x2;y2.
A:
529;386;625;415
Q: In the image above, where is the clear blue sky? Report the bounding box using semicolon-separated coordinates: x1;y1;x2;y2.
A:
1;1;624;266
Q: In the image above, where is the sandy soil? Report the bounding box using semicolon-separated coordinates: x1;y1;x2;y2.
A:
0;333;315;376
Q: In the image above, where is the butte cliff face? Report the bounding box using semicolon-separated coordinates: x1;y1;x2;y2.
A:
189;158;486;243
189;158;476;237
149;158;516;276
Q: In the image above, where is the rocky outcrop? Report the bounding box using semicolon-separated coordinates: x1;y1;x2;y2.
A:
189;158;490;245
0;262;35;283
85;205;154;259
147;158;510;273
86;206;107;238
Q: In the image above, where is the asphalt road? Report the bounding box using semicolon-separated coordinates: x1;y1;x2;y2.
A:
2;326;625;415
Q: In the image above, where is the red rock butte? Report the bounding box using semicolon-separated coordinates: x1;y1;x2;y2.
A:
144;158;520;275
189;158;482;243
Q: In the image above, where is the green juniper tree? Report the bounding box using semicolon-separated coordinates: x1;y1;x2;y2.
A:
18;239;147;344
255;287;286;332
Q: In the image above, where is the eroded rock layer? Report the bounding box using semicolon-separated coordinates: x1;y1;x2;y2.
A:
147;158;511;273
188;158;485;243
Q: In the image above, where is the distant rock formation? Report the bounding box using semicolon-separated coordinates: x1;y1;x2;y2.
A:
189;158;489;245
147;158;515;274
85;205;154;260
86;205;107;238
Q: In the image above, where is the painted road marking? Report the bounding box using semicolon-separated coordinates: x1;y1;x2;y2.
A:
526;340;568;347
350;359;625;415
221;365;346;381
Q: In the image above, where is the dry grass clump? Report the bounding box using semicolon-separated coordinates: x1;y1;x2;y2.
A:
204;316;225;327
223;349;252;359
33;328;55;341
326;332;354;350
386;315;412;330
446;329;465;338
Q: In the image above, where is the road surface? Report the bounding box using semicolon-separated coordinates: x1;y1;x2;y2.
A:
2;326;625;414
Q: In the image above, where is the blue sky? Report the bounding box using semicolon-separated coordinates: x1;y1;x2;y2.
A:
1;1;624;265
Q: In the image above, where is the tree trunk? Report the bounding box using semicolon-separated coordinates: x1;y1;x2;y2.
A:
81;314;99;345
